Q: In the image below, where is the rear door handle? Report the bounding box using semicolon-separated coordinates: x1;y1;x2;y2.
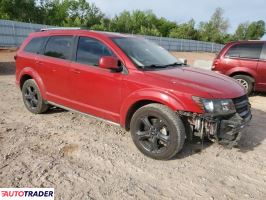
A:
71;69;81;74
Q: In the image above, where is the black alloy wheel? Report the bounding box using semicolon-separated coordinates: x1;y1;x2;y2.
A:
130;103;185;160
22;79;48;114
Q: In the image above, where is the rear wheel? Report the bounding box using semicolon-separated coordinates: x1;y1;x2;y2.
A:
22;79;48;114
130;103;186;160
233;75;254;95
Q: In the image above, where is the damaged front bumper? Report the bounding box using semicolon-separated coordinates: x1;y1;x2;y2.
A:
178;110;252;147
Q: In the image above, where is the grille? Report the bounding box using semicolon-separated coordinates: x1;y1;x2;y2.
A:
233;95;251;119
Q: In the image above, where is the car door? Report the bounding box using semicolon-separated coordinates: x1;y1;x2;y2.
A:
38;35;74;104
257;43;266;91
69;36;125;123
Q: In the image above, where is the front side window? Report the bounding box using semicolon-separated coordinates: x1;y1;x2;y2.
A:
44;36;73;60
112;37;181;69
76;37;114;66
226;43;263;59
24;37;47;54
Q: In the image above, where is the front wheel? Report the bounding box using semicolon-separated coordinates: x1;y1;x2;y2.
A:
130;103;186;160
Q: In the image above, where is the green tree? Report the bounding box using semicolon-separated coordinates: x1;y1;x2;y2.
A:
0;2;264;44
169;19;199;40
246;20;265;39
156;18;177;37
234;20;265;40
91;17;111;31
110;11;132;33
139;26;161;36
84;2;104;27
39;0;104;27
199;7;229;43
109;10;160;34
0;0;40;23
40;0;70;26
234;22;249;40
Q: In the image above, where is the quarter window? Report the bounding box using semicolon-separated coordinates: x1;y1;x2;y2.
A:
76;37;114;66
44;36;73;60
225;43;263;59
260;44;266;60
24;37;47;54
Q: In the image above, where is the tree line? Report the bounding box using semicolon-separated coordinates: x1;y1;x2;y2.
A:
0;0;265;44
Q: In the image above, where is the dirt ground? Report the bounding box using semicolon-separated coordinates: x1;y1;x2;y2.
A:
0;51;266;200
171;52;216;66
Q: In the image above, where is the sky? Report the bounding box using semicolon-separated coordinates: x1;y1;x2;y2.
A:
89;0;266;39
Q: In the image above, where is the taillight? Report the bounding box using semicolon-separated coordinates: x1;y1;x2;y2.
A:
211;58;220;70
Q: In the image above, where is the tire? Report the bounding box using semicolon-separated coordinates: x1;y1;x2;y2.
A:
22;79;48;114
233;75;254;95
130;103;186;160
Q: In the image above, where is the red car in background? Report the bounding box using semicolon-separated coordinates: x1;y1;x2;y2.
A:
212;41;266;94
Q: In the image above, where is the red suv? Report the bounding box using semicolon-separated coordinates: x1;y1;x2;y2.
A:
212;41;266;94
15;29;251;160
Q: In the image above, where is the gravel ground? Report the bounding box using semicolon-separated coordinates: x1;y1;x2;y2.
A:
0;51;266;200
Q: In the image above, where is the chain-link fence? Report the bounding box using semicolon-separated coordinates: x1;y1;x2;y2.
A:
0;19;224;52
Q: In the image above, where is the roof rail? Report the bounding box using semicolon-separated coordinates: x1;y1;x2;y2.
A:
40;27;84;32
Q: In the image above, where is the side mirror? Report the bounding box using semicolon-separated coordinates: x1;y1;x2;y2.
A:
178;58;187;65
99;56;120;71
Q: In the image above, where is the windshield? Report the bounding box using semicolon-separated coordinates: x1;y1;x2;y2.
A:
112;37;182;69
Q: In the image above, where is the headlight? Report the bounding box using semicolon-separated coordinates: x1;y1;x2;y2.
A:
192;96;236;115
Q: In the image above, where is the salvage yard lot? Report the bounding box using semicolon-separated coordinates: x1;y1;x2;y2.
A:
0;51;266;200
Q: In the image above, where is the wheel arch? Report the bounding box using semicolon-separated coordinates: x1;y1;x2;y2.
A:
124;100;160;131
229;71;255;82
120;89;188;131
20;74;33;89
18;67;47;99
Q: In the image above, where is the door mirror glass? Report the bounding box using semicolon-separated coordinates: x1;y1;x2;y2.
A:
99;56;120;70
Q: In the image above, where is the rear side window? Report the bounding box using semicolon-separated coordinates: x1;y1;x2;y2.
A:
225;43;263;59
44;36;73;60
76;37;113;66
24;37;47;54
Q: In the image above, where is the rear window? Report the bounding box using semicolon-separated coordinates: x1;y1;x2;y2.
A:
225;43;263;59
24;37;47;54
44;36;73;60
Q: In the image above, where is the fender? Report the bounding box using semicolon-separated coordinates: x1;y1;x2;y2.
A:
226;67;257;81
18;67;47;99
119;88;190;127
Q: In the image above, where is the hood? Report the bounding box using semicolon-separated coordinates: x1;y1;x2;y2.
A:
146;67;246;99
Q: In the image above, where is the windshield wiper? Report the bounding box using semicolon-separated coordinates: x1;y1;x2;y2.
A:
141;62;184;70
143;64;168;69
161;62;184;67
